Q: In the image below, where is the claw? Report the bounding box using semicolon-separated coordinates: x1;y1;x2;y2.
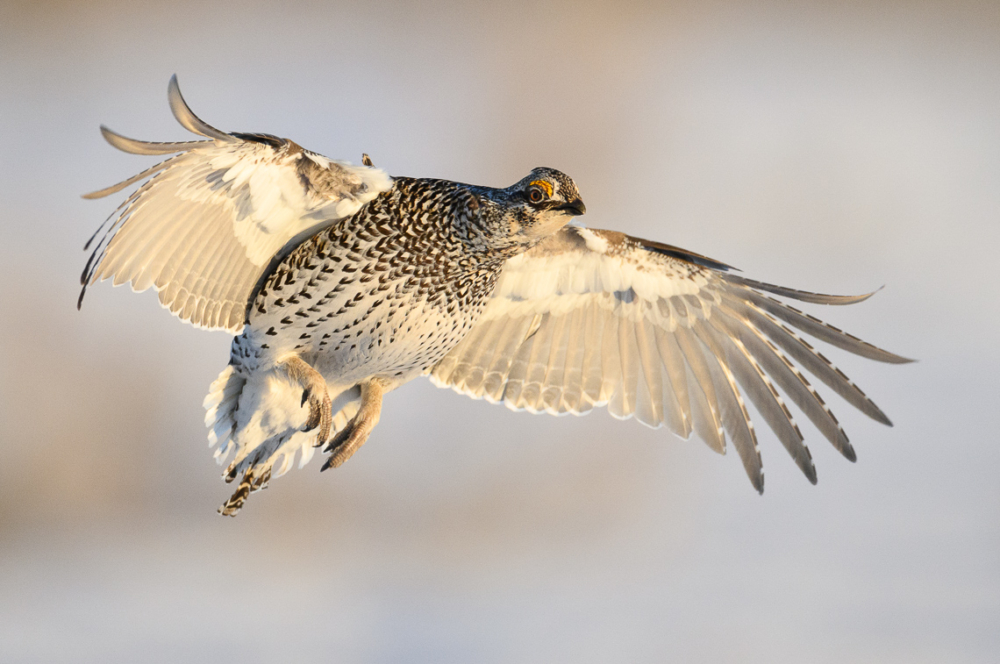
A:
321;418;366;470
307;389;333;445
320;377;389;471
321;420;358;469
281;355;333;447
299;383;332;444
303;393;320;430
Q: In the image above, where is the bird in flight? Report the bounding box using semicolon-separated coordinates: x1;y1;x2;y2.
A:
81;76;911;515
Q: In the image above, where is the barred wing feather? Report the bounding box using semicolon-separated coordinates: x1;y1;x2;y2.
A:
80;75;392;332
431;226;912;491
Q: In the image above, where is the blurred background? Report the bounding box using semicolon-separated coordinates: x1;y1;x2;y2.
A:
1;0;997;661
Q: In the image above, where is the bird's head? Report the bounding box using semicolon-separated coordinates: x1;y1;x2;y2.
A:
456;167;585;255
506;167;586;240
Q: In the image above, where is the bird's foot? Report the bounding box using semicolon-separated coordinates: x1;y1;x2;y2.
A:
320;419;371;470
301;385;333;446
281;355;333;446
321;377;389;471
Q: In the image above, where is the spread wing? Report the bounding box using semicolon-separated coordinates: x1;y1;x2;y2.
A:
430;226;912;490
80;76;393;332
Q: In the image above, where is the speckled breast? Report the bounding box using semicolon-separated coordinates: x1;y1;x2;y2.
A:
235;180;507;386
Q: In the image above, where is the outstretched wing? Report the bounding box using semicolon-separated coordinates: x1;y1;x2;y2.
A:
430;226;912;491
80;76;393;332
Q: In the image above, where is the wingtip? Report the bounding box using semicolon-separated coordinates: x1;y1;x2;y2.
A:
843;285;885;305
96;123;206;156
167;74;182;108
729;275;885;305
166;75;234;143
868;406;894;427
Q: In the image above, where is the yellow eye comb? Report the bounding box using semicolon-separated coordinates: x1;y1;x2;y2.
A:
528;180;553;197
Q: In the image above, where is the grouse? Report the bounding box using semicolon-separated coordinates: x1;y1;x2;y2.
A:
81;77;911;515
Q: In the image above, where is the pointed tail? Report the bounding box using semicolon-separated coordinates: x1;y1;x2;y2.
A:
203;365;359;516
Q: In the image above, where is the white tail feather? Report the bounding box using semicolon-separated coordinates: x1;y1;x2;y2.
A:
203;365;360;514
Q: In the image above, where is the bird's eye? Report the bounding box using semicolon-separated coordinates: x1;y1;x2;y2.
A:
527;187;545;204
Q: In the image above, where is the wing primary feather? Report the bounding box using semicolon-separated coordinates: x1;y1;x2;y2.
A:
696;315;816;483
99;125;209;156
82;154;182;200
610;310;639;419
633;318;665;427
697;332;765;492
687;370;725;455
716;302;856;461
673;325;726;453
167;75;235;143
726;295;894;426
83;161;190;284
80;165;183;306
82;195;130;254
725;275;879;305
653;326;694;439
735;287;913;364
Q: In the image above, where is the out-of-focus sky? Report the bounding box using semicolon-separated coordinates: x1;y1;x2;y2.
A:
1;0;997;661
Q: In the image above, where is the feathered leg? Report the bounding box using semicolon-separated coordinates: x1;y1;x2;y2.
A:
322;377;391;470
281;355;333;446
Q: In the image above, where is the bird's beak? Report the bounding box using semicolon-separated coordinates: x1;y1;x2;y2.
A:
524;197;588;239
557;197;587;216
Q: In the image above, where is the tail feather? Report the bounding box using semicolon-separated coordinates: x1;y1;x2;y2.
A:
204;365;244;457
203;365;359;516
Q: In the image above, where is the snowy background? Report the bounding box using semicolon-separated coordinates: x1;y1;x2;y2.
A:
1;0;997;661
